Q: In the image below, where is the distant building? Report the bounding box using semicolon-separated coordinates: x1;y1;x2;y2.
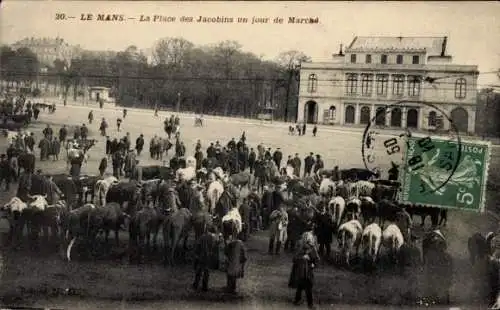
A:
11;37;82;67
88;86;111;102
297;36;479;133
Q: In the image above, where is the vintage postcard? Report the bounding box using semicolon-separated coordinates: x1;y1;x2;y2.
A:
0;1;499;310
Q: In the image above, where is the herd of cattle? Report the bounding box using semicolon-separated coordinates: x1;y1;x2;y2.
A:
0;147;451;267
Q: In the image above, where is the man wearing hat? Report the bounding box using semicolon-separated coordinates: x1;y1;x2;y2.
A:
304;152;315;178
292;153;302;178
273;148;283;169
289;221;319;309
192;224;219;292
0;154;12;191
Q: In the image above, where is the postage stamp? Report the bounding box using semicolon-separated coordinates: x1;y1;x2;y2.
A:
398;135;491;213
361;101;462;194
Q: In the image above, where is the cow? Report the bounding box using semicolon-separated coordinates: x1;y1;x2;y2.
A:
344;198;361;221
139;178;162;206
75;175;102;205
23;194;49;244
328;196;345;232
64;202;129;261
105;180;142;213
468;232;490;265
175;166;196;183
361;223;382;265
422;230;452;304
337;219;363;266
359;196;377;224
221;207;243;241
340;168;380;181
382;224;404;264
129;204;163;262
318;177;336;198
206;180;224;214
94;176;118;207
229;171;253;189
163;207;192;265
2;197;28;244
406;205;442;229
17;152;36;175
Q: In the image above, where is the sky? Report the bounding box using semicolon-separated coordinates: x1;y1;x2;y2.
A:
1;1;499;87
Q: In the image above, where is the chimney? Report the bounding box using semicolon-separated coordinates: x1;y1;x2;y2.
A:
339;44;344;56
441;36;447;57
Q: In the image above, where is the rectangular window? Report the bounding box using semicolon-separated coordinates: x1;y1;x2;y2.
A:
376;74;388;96
412;55;420;64
392;75;405;96
345;73;358;95
361;74;373;96
381;54;387;64
455;78;467;99
350;54;357;63
396;55;403;64
365;54;372;64
307;74;318;93
408;75;421;97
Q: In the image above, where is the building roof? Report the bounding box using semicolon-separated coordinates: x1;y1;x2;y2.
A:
347;36;447;56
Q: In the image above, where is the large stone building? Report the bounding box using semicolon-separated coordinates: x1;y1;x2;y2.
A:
297;36;479;133
11;37;81;67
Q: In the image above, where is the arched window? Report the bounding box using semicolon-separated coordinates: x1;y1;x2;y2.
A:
455;78;466;99
345;105;355;124
307;74;318;93
428;111;437;127
360;106;371;125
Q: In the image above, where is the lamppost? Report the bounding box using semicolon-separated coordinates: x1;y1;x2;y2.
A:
176;92;181;113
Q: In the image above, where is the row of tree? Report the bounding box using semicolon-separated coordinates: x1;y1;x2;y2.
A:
1;38;311;121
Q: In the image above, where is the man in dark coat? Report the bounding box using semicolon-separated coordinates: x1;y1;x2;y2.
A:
264;148;272;161
59;125;68;142
112;151;124;178
239;198;250;241
0;154;12;191
273;148;283;170
304;153;315;177
289;223;320;309
192;224;219;292
206;143;216;159
225;235;247;294
43;124;53;139
50;137;61;161
25;133;35;153
80;124;88;141
292;153;301;177
248;148;256;174
313;155;324;175
135;134;145;156
38;137;50;161
261;186;273;229
194;148;204;170
313;203;333;258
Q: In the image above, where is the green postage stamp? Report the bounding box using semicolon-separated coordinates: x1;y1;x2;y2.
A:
398;134;491;213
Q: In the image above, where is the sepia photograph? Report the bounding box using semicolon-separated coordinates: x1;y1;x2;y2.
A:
0;1;499;309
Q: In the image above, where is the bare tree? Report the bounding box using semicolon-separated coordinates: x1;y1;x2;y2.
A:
152;37;194;67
